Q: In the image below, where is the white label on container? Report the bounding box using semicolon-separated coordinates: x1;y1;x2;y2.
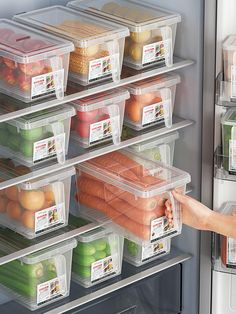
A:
229;139;236;172
33;133;65;163
37;274;66;306
89;118;112;145
227;237;236;267
88;54;118;82
150;216;177;241
31;69;64;99
231;65;236;99
142;40;167;66
91;254;117;283
35;203;64;234
142;102;165;127
141;240;167;262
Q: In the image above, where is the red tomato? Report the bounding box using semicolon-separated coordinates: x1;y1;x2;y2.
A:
76;121;90;138
76;109;98;122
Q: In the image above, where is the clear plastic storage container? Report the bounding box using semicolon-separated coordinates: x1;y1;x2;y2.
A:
72;226;123;287
123;74;180;130
0;238;77;310
71;89;129;147
76;150;191;244
68;0;181;70
127;132;179;165
0;19;73;102
0;104;75;166
0;167;75;239
221;108;236;173
123;237;171;267
14;6;129;86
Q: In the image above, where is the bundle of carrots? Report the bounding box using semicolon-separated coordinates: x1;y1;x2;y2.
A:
76;151;169;241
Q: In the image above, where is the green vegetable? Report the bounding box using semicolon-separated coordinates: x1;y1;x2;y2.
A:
7;124;18;135
93;251;106;261
73;254;96;267
125;239;139;257
105;244;111;256
0;260;44;279
20;127;43;141
72;263;91;279
42;259;57;281
20;140;34;158
8;135;20;152
92;239;107;251
75;243;96;256
0;273;37;297
0;129;9;146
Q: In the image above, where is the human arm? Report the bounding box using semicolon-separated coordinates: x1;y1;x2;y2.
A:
165;189;236;239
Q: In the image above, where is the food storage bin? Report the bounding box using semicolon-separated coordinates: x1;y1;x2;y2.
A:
127;131;179;165
76;150;191;244
124;73;180;130
72;226;123;287
124;237;171;267
14;6;129;86
0;167;75;239
221;108;236;173
0;238;77;310
70;89;129;147
0;19;73;102
68;0;181;70
0;104;75;166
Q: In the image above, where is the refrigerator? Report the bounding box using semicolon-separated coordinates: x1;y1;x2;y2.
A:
0;0;227;313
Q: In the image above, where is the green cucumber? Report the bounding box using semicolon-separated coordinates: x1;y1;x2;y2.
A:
125;239;139;257
93;251;106;261
72;263;91;279
0;267;35;285
0;273;37;297
0;260;44;279
73;254;96;267
74;243;96;256
105;244;111;257
92;239;107;251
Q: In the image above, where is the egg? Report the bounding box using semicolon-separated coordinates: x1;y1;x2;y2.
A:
5;185;19;201
21;210;35;229
130;31;151;44
129;43;143;61
44;190;55;206
7;201;22;220
133;93;156;105
19;190;45;211
0;196;7;212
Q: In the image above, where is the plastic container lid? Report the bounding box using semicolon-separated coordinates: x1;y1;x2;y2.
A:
0;19;74;63
14;6;129;48
71;88;129;111
77;226;113;242
126;74;180;95
221;108;236;126
6;104;75;130
20;166;75;190
79;150;191;198
68;0;181;32
223;35;236;51
129;132;179;153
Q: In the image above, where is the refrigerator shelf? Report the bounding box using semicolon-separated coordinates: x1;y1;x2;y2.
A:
0;116;193;191
0;248;191;314
0;57;193;124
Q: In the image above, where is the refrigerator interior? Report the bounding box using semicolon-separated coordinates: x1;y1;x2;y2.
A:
0;1;205;314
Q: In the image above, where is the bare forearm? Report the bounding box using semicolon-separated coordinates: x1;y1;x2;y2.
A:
207;211;236;239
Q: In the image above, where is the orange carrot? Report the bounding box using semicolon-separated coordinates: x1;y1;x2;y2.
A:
78;192;112;216
105;184;157;211
77;176;107;200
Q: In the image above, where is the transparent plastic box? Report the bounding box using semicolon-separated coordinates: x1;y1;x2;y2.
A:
70;89;129;147
123;74;180;130
0;19;74;102
126;132;179;165
0;104;75;166
0;167;75;239
76;150;191;244
14;6;129;86
221;108;236;173
72;225;123;287
68;0;181;70
0;238;77;310
123;237;171;267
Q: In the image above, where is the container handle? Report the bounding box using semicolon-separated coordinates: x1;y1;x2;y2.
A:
51;121;66;164
106;39;120;83
50;181;66;223
159;143;171;165
160;87;172;128
107;104;121;145
160;26;173;67
49;56;64;100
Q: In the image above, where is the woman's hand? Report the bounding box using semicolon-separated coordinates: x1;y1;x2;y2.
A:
165;189;213;231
